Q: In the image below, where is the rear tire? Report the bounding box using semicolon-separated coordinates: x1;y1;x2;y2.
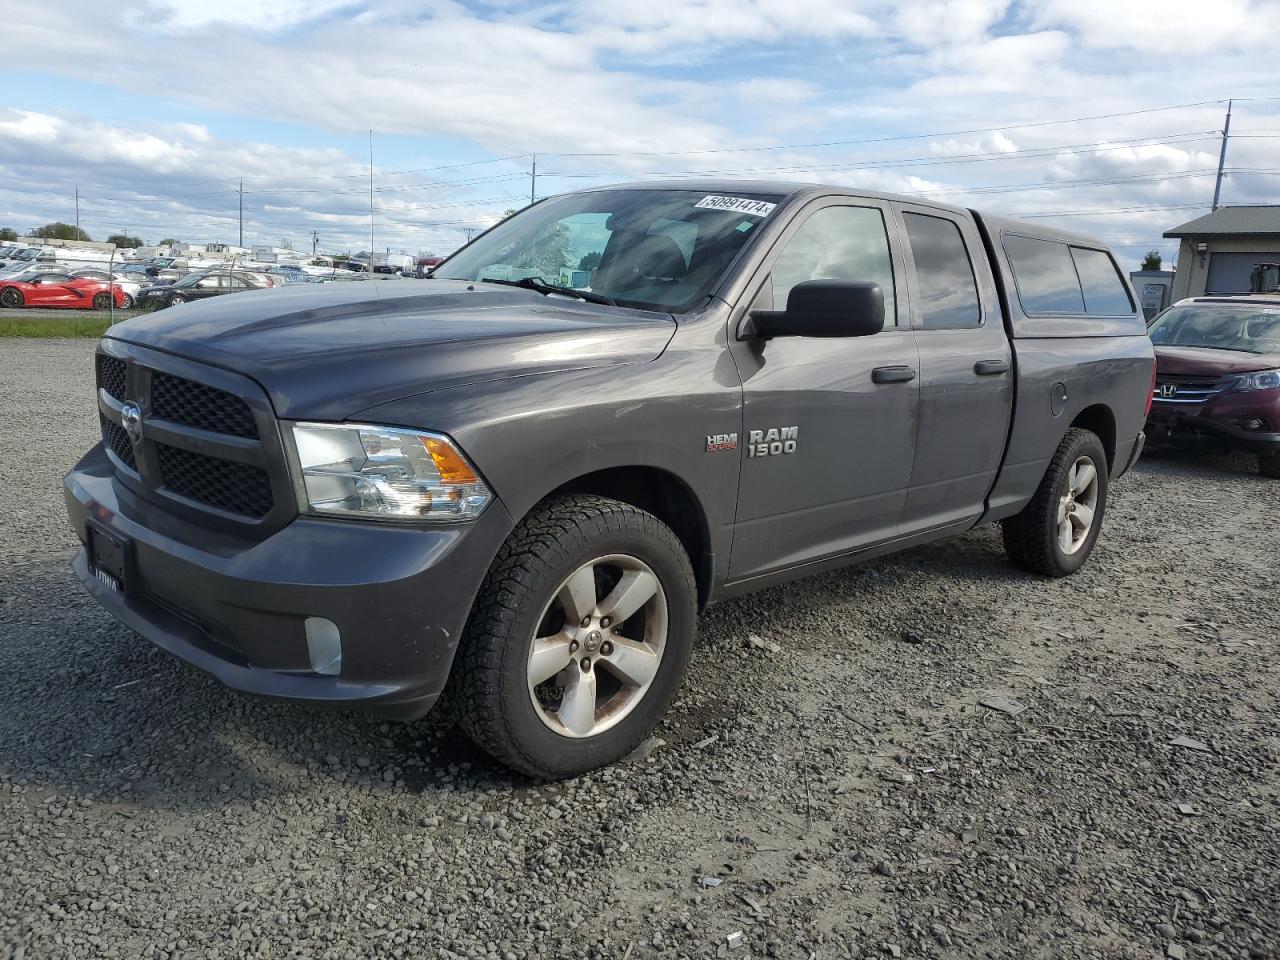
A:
0;287;23;308
449;495;696;779
92;292;111;310
1002;428;1109;577
1260;451;1280;479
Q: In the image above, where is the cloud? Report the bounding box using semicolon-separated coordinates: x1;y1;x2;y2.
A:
1029;0;1280;54
578;0;879;53
0;107;514;252
1;0;1277;266
131;0;364;32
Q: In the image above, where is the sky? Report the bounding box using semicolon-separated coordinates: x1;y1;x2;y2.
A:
1;0;1278;267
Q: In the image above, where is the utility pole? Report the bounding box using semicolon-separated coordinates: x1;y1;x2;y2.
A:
1212;99;1233;211
74;186;80;238
312;230;319;255
238;178;244;247
530;154;537;206
369;130;375;272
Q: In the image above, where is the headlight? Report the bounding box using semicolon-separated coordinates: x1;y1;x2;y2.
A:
1236;369;1280;392
287;422;491;521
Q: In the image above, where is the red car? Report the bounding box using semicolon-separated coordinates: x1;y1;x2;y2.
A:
0;269;127;310
1146;294;1280;478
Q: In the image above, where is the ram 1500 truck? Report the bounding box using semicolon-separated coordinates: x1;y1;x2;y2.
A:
65;181;1155;777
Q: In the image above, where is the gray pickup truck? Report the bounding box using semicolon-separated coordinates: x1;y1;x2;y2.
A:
65;181;1154;777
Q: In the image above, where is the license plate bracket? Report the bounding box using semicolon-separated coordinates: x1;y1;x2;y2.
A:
87;523;132;596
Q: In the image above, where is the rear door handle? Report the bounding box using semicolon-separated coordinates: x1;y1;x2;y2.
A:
974;359;1010;376
872;365;917;384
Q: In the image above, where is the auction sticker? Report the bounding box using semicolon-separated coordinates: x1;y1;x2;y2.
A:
695;195;776;217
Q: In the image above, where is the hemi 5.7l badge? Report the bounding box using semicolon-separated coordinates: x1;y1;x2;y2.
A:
706;432;738;453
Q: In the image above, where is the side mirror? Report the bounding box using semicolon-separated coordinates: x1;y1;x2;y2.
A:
741;280;885;340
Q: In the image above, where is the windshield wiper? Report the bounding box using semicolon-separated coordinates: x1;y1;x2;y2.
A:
480;275;616;306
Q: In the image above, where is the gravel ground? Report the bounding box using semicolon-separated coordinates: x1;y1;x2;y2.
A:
1;338;1277;960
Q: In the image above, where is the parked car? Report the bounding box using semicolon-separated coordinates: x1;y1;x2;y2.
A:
0;246;47;274
1146;294;1280;477
0;270;125;309
70;269;143;309
417;256;445;278
68;181;1153;778
139;269;267;308
265;264;311;284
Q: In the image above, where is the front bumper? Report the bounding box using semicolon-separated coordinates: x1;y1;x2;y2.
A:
65;445;513;720
1147;406;1280;454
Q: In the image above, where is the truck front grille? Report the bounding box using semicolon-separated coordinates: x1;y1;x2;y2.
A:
96;354;127;402
1152;373;1232;405
93;346;289;528
152;373;259;439
156;443;274;517
100;413;137;471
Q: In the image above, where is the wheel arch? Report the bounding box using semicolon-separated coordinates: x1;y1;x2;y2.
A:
1069;404;1117;472
536;465;713;609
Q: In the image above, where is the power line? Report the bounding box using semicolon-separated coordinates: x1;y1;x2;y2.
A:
542;99;1238;159
537;131;1228;180
1017;203;1209;219
908;169;1223;198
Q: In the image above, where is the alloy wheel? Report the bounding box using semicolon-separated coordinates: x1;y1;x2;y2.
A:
1057;456;1099;555
526;554;668;739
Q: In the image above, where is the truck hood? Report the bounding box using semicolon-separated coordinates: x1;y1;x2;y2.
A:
105;279;676;420
1155;345;1280;376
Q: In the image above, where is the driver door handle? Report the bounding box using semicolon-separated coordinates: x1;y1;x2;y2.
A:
974;359;1010;376
872;365;917;384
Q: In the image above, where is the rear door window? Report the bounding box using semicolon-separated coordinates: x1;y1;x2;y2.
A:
1071;247;1135;315
903;213;981;328
1003;235;1084;315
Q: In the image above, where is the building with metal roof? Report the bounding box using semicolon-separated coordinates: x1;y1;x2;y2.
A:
1164;205;1280;300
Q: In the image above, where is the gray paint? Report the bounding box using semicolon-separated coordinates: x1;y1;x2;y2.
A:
66;179;1155;719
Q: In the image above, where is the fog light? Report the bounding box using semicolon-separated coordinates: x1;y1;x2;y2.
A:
305;617;342;676
1243;419;1264;431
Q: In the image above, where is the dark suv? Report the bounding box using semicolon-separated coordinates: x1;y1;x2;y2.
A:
1147;295;1280;477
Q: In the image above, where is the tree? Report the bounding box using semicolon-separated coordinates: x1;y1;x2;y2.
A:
32;222;91;241
1141;250;1163;271
107;234;144;249
157;238;180;247
578;251;602;272
0;227;17;242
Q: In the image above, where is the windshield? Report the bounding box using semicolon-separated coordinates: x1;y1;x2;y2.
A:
171;271;206;288
14;248;40;261
1149;304;1280;355
434;188;783;312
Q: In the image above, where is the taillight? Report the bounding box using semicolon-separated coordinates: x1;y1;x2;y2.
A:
1145;363;1157;417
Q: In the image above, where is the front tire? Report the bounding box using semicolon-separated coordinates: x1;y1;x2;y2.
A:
1002;428;1109;577
1260;451;1280;479
168;294;186;306
450;495;696;779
